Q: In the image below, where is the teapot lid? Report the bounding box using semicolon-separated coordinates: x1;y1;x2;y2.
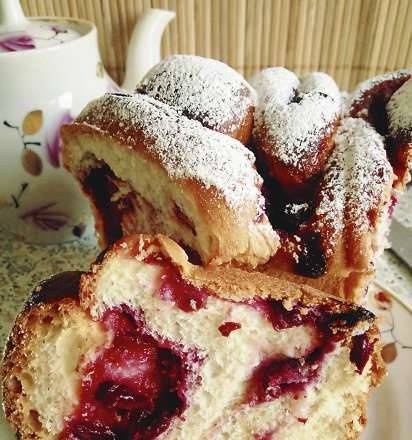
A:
0;0;84;53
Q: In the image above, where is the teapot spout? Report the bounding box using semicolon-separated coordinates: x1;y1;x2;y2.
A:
122;8;175;92
0;0;29;33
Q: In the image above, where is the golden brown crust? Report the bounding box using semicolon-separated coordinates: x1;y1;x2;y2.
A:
251;69;342;192
1;274;83;440
260;234;376;303
253;123;338;192
81;234;376;329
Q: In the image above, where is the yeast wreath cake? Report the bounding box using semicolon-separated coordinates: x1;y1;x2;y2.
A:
61;55;411;302
1;234;384;440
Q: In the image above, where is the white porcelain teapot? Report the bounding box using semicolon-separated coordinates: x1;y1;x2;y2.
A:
0;0;174;243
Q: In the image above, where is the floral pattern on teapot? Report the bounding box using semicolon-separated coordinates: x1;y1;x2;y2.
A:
1;107;89;237
0;21;80;52
0;7;175;243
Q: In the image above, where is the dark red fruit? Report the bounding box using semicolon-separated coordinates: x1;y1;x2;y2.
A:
66;421;117;440
218;322;241;337
246;353;319;405
262;179;314;233
61;307;201;440
83;165;124;245
254;431;274;440
388;195;398;218
150;260;209;312
350;334;376;373
251;298;309;330
246;340;339;405
247;296;375;397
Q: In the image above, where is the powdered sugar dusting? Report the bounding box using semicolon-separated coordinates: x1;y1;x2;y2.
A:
137;55;256;134
251;67;299;106
386;78;412;139
314;118;393;254
252;68;341;170
298;72;341;101
77;93;264;211
350;69;412;109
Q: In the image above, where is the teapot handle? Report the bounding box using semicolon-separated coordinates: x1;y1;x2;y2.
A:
0;0;29;33
122;9;175;91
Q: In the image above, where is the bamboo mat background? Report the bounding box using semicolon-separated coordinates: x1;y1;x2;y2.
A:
21;0;412;90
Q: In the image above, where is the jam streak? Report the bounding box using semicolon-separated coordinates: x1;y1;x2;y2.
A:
218;322;242;337
245;340;336;405
61;306;201;440
350;334;376;373
245;298;375;404
147;256;209;312
147;258;375;404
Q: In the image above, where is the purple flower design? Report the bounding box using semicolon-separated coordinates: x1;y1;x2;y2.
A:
0;34;35;52
45;111;73;168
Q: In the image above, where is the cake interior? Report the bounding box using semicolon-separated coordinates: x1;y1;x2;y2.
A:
4;251;380;440
61;305;202;440
1;251;376;440
78;146;215;266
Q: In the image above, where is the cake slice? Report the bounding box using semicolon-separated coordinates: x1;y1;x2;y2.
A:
61;93;278;267
2;234;384;440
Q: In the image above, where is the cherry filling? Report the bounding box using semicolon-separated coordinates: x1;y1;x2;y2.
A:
145;256;209;312
61;306;201;440
350;334;376;373
388;194;398;218
148;258;376;394
250;297;333;331
295;232;327;278
254;431;275;440
261;177;316;233
83;164;129;246
245;298;375;404
218;321;242;337
246;341;335;405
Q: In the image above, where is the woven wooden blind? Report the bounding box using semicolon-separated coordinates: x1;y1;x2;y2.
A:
21;0;412;90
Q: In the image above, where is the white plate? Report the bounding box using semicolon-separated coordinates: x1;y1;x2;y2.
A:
1;284;411;439
362;283;412;440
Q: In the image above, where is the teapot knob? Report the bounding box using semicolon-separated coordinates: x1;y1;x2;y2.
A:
122;8;175;92
0;0;29;33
